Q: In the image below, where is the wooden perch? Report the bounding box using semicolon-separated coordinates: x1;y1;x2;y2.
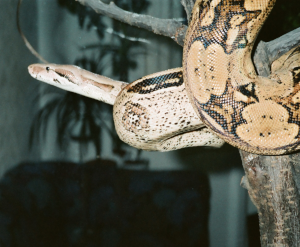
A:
75;0;188;46
254;27;300;76
181;0;196;21
75;0;300;65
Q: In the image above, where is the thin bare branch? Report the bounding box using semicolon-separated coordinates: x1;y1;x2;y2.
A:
17;0;48;63
181;0;196;21
75;0;300;58
75;0;187;46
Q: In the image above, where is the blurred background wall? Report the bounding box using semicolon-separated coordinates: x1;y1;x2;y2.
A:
0;0;39;177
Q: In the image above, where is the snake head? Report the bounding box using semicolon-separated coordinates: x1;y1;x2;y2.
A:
28;63;81;88
28;63;126;105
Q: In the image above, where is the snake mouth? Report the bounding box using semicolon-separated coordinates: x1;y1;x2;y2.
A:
165;127;204;140
28;64;44;78
158;126;223;150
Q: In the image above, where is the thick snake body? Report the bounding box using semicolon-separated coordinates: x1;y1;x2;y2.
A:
28;0;300;155
28;64;224;151
114;68;224;150
183;0;300;155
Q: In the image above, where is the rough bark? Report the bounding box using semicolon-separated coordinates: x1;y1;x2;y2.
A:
240;152;300;246
75;0;300;246
181;0;196;21
75;0;188;46
253;27;300;77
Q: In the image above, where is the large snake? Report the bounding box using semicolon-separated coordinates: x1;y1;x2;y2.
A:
28;0;300;155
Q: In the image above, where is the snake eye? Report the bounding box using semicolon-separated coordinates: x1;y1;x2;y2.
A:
46;67;50;71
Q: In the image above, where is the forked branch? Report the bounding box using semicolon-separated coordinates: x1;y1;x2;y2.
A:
75;0;188;46
75;0;300;70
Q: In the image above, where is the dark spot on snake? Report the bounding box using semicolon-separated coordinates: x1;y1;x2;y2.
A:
55;71;76;84
238;43;246;49
260;133;264;137
262;115;266;118
238;83;259;102
46;67;50;72
292;66;300;85
53;79;61;84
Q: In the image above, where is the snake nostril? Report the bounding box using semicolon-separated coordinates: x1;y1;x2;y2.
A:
28;65;33;73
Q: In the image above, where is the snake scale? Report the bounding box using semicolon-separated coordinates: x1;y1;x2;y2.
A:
28;0;300;155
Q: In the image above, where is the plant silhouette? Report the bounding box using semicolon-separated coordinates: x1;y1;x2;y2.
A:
30;0;151;162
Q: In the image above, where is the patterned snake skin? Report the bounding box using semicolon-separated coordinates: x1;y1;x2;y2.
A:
28;0;300;155
183;0;300;155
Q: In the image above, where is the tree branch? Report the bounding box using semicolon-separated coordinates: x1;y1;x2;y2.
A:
75;0;187;46
253;27;300;77
240;151;300;246
181;0;196;21
75;0;300;56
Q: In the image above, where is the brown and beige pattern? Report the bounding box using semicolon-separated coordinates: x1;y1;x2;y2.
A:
28;65;224;151
28;0;300;155
183;0;300;155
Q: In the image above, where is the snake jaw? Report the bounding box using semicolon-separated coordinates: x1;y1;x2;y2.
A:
28;64;126;105
28;64;77;86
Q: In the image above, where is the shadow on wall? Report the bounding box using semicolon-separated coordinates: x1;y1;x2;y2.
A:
176;144;242;173
0;160;210;247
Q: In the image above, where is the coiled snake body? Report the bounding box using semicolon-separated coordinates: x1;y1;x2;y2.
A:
28;0;300;155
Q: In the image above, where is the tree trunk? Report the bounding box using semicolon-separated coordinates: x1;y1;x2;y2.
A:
240;151;300;246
